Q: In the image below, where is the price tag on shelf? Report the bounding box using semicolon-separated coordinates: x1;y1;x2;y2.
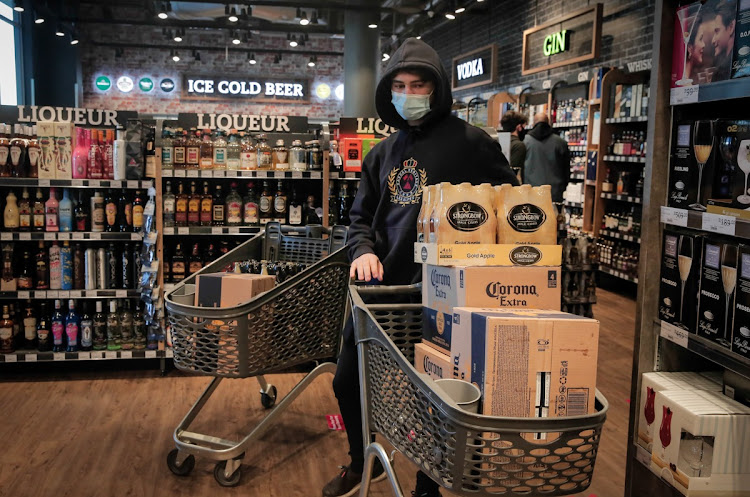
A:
660;206;688;227
660;320;688;348
69;290;82;298
105;351;117;359
164;227;174;235
226;170;238;177
162;170;173;177
145;350;157;359
292;171;303;179
18;291;30;299
670;85;700;105
89;232;101;240
90;351;104;360
274;171;285;178
312;172;322;179
172;170;185;178
72;232;84;240
58;232;70;240
187;170;199;178
178;227;189;235
19;232;31;241
130;233;140;241
635;444;651;468
44;232;55;241
116;290;127;298
345;172;356;179
4;354;17;363
39;179;51;187
228;227;240;234
0;233;10;241
47;291;59;299
121;351;133;359
218;170;230;177
702;212;735;236
126;180;138;189
53;352;66;361
34;291;46;299
211;227;222;234
26;353;37;362
165;349;174;358
71;179;84;187
78;352;91;360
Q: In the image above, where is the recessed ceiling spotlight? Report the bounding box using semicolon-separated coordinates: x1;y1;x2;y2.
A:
455;7;466;13
445;13;456;20
248;52;257;64
228;6;238;22
13;0;24;12
300;11;309;25
368;23;377;29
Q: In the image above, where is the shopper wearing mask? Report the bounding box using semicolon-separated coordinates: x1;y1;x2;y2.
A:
523;112;571;203
323;38;518;497
500;110;529;182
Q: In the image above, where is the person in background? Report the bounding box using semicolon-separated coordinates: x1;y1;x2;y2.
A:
500;110;529;182
709;0;736;81
323;38;518;497
523;112;570;203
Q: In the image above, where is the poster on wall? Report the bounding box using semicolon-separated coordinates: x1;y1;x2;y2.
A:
182;76;310;103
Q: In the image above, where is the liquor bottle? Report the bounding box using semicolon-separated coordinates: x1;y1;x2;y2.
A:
64;299;80;352
329;140;342;172
0;124;10;177
173;129;186;170
45;187;59;232
338;182;351;225
51;299;64;352
18;187;31;231
72;127;89;179
17;250;33;289
104;129;116;179
226;129;241;170
106;300;121;351
308;140;323;171
90;190;105;232
200;181;213;226
256;134;272;170
188;243;202;275
240;132;257;170
113;127;126;180
32;188;45;232
4;190;19;230
305;195;320;225
204;243;217;266
36;301;51;351
288;188;303;226
212;184;225;226
175;182;188;227
74;190;88;232
161;128;174;170
118;189;132;232
119;300;133;350
92;301;106;351
78;302;92;351
132;244;141;290
212;129;227;170
290;139;306;171
272;139;289;171
10;124;27;177
188;181;200;226
34;241;48;289
186;128;201;169
225;182;243;226
327;182;338;225
60;240;73;290
259;180;273;221
132;190;144;232
0;305;13;353
121;243;131;289
21;300;36;349
242;182;259;226
96;246;108;289
104;190;117;232
58;188;73;232
49;241;62;290
73;243;84;289
163;181;176;228
199;129;214;169
133;303;146;350
107;243;119;289
273;180;288;222
171;243;186;282
88;129;103;179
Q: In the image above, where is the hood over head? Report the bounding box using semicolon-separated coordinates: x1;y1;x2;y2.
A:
528;121;554;141
376;38;453;129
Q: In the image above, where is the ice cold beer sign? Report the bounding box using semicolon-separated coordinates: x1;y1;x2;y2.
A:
183;76;309;103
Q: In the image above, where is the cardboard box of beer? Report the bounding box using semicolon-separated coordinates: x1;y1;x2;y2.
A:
194;273;276;308
453;307;598;426
697;237;738;350
413;342;452;380
731;243;750;359
53;122;74;180
636;372;721;451
659;228;704;333
37;122;56;179
422;264;561;354
650;389;750;496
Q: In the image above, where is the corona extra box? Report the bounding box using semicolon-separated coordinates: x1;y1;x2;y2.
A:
413;342;452;380
414;242;562;267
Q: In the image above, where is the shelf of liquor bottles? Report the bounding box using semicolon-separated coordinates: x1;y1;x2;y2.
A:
601;192;642;204
0;290;141;300
162;170;323;180
604;116;648;124
163;226;265;236
603;155;647;164
552;120;588;128
2;178;154;189
0;348;170;363
0;232;142;241
599;265;639;284
599;229;641;244
660;207;750;240
570;172;585;181
569;145;587;152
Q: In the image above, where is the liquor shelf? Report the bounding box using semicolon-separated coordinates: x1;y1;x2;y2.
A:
552;120;587;128
670;78;750;106
601;192;642;204
568;145;587;152
563;295;598;305
0;289;141;300
162;170;323;179
604;116;648;124
1;178;154;189
570;172;585;181
329;172;361;180
660;207;750;240
599;229;641;244
603;155;646;163
0;348;170;363
163;226;265;236
567;228;586;237
563;200;583;208
0;232;142;242
564;263;599;272
599;265;638;284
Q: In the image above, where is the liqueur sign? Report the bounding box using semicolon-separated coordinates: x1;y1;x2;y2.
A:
452;44;497;91
182;76;310;103
0;105;138;128
176;113;309;133
522;4;602;75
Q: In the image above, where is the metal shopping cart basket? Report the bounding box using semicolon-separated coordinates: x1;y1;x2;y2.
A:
350;284;609;497
164;222;349;487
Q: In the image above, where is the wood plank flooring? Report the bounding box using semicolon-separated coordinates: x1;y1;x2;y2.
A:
0;288;635;497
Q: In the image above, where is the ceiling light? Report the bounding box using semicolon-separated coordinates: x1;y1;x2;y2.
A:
300;11;309;25
445;13;456;19
455;7;466;13
171;50;180;62
13;0;24;12
232;32;241;44
368;23;377;29
157;1;169;19
70;33;79;45
34;12;45;24
174;31;182;42
248;52;257;64
228;6;238;22
308;56;316;67
311;10;319;24
289;35;298;47
55;24;65;37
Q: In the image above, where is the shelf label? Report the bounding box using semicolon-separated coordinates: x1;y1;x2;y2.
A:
19;232;31;241
0;233;10;241
121;351;133;359
53;352;65;361
345;172;356;179
228;227;239;234
187;170;199;178
130;233;140;240
670;85;699;105
635;444;651;468
47;291;59;299
44;232;55;241
660;206;688;227
127;180;139;189
542;79;552;89
59;232;70;240
34;291;46;299
211;227;222;234
292;171;302;179
71;179;84;187
660;320;688;348
69;290;82;298
26;353;37;362
39;179;51;187
18;291;30;299
78;352;91;360
702;212;736;236
225;170;238;177
145;350;157;358
116;290;127;298
105;351;118;359
312;172;322;179
273;171;284;178
164;227;174;235
90;351;104;360
162;170;173;177
89;232;101;240
214;170;226;177
177;227;189;235
72;232;84;240
165;349;174;358
174;170;186;177
5;354;17;363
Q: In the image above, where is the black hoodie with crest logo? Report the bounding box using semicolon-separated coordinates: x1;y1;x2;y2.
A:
348;38;518;285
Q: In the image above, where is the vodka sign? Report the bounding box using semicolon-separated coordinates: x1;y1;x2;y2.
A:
452;44;496;91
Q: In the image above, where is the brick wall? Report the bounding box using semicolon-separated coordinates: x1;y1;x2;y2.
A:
80;24;345;119
421;0;655;102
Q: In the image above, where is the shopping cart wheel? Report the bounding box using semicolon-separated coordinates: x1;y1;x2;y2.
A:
260;385;277;409
166;449;195;476
214;460;242;487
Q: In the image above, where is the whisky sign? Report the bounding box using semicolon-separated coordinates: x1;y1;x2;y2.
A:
452;44;497;91
522;4;602;75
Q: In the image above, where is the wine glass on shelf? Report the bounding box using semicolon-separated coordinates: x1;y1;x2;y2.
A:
675;4;701;86
678;235;693;322
689;120;714;211
737;139;750;205
719;244;738;347
682;434;706;477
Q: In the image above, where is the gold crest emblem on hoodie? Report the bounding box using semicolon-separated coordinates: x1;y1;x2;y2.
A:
387;157;427;205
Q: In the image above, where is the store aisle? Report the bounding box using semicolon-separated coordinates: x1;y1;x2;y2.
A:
0;289;634;497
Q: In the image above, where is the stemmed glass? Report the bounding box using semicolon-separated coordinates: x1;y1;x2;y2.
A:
682;434;706;477
737;139;750;204
719;244;738;347
675;4;701;86
689;120;714;211
678;235;693;322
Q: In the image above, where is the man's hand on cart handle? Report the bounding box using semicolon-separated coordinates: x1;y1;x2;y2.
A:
350;253;384;282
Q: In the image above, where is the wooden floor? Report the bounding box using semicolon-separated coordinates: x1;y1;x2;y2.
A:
0;288;635;497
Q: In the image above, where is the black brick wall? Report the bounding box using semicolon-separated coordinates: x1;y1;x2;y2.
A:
420;0;655;99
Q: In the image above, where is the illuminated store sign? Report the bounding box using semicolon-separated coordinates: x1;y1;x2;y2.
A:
543;30;568;57
117;76;134;93
94;76;111;91
183;76;309;102
452;44;497;91
139;78;154;92
160;79;175;92
1;105;138;128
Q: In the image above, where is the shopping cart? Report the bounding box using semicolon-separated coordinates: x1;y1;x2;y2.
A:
164;222;349;487
350;284;609;497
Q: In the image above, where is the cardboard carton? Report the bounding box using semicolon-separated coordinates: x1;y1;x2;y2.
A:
414;242;562;267
706;120;750;213
422;264;561;354
37;122;56;179
650;389;750;496
667;119;719;211
413;342;452;380
53;122;74;180
194;273;276;308
361;138;382;159
732;0;750;79
698;237;738;350
731;243;750;358
659;228;704;333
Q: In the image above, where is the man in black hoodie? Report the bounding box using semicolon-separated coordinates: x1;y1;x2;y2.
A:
523;112;570;203
323;38;517;497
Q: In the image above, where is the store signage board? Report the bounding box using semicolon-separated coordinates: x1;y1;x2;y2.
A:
339;117;397;137
522;4;602;75
0;105;138;128
176;113;308;134
626;58;652;73
182;75;310;103
451;44;497;91
160;79;176;93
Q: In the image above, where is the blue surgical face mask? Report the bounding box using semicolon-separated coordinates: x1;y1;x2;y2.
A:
391;91;432;121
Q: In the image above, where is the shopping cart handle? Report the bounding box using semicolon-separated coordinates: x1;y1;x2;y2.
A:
350;282;422;295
